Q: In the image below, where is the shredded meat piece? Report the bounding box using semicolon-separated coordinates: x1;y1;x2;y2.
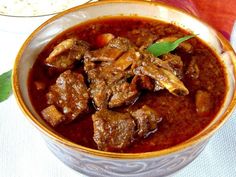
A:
161;53;184;79
85;47;124;62
133;50;187;94
92;109;136;151
46;70;89;121
130;105;162;138
45;38;90;69
141;51;183;79
113;49;140;71
84;37;133;62
134;60;189;96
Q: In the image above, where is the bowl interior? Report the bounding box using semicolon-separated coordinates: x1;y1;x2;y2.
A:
13;0;236;157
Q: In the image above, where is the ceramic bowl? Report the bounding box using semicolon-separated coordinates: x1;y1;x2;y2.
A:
12;1;236;177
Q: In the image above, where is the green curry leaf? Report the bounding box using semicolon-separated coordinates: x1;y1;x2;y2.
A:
147;35;195;57
0;69;12;102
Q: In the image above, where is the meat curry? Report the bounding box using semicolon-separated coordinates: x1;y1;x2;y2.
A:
28;17;227;153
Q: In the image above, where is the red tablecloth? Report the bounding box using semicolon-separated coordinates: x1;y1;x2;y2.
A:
154;0;236;39
194;0;236;38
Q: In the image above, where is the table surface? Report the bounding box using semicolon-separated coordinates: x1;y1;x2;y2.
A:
1;1;236;177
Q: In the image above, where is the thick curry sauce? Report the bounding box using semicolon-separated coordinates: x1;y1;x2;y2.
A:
28;17;227;153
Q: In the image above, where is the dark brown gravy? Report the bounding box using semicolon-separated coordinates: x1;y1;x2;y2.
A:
28;17;227;153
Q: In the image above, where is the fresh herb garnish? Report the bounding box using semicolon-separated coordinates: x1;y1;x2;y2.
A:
147;35;195;57
0;69;12;102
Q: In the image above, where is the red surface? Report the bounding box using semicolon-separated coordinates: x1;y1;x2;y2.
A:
154;0;236;38
194;0;236;38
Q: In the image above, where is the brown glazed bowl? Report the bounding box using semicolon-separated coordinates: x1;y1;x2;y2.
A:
12;1;236;177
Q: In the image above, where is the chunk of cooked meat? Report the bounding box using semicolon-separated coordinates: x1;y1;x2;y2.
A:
130;105;162;138
96;33;115;48
45;38;90;69
92;109;136;151
195;90;212;116
46;70;89;121
85;47;124;62
84;37;133;62
113;49;140;71
157;36;193;53
83;56;96;74
134;61;189;96
85;49;139;109
138;51;184;91
88;68;138;109
161;53;184;79
86;63;127;109
186;57;200;79
107;37;133;50
41;105;65;127
131;75;154;91
89;76;111;109
109;80;139;108
142;51;183;79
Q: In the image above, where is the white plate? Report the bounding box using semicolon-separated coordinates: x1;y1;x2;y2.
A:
0;0;91;17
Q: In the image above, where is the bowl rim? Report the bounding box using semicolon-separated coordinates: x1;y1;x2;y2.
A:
12;0;236;159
